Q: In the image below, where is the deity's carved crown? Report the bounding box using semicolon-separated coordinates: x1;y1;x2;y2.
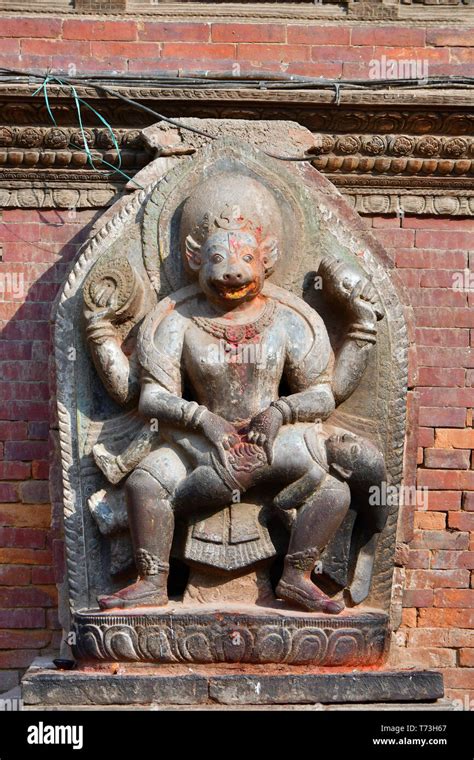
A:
192;203;263;245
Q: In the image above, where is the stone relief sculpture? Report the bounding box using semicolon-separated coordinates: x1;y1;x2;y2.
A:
52;120;409;666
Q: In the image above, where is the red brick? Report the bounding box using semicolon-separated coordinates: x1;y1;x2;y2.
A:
0;483;19;503
141;21;209;42
1;362;49;382
395;270;421;289
27;422;49;441
409;289;467;308
407;628;474;648
420;270;469;288
418;469;474;491
372;216;400;229
402;589;433;607
407;568;470;589
414;308;474;328
127;56;235;74
417;368;465;387
31;566;55;584
0;630;51;649
390;646;455;668
311;45;375;63
236;43;308;62
419;408;466;428
448;512;474;531
4;441;49;462
0;18;62;37
0;608;45;628
63;19;137;40
434;589;474;608
415;230;474;249
0;585;56;608
416;328;469;348
427;28;474;46
285;61;342;78
440;669;474;689
420;388;474;407
460;649;474;667
405;549;431;569
435;429;474;449
1;382;49;402
32;461;49;480
401;608;417;627
21;39;90;56
351;26;425;46
403;217;474;230
424;448;471;470
396;249;467;269
432;551;474;570
0;462;31;480
418;428;435;448
0;548;52;565
463;493;474;512
0;342;30;365
374;46;449;63
0;649;39;669
46;608;61;630
212;23;284;43
410;530;469;551
413;512;446;531
0;528;45;550
287;25;349;45
0;223;40;243
0;504;51;529
0;421;27;441
419;347;474;368
19;481;49;504
450;47;474;64
161;42;235;60
419;608;474;628
0;565;30;585
91;40;160;58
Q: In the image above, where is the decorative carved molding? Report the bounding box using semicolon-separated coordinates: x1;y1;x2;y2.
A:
73;608;389;665
0;0;472;19
0;83;472;215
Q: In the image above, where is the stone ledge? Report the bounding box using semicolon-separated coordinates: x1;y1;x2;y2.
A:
22;658;444;707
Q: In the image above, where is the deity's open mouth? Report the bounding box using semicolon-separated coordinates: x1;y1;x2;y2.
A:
214;281;258;300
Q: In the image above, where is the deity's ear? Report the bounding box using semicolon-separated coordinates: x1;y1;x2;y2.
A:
259;235;279;276
184;234;202;272
330;462;353;480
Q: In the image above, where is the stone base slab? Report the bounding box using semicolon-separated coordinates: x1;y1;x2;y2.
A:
22;658;444;707
72;603;389;666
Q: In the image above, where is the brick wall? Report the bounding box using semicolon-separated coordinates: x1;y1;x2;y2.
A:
0;12;473;701
0;16;472;78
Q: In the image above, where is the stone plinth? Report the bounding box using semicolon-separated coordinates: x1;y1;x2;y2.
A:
22;658;444;707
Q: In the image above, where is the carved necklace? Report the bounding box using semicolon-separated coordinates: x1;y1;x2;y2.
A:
192;298;276;345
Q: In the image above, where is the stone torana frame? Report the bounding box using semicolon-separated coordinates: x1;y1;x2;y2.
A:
51;121;413;664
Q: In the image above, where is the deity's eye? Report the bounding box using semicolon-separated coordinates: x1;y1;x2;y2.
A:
342;277;353;291
351;444;361;458
243;254;254;263
212;254;224;264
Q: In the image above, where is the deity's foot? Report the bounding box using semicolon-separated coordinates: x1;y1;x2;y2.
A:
93;443;125;485
276;574;344;615
97;577;168;610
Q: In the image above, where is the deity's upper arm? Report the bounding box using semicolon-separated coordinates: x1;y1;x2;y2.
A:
137;306;188;397
282;304;333;392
